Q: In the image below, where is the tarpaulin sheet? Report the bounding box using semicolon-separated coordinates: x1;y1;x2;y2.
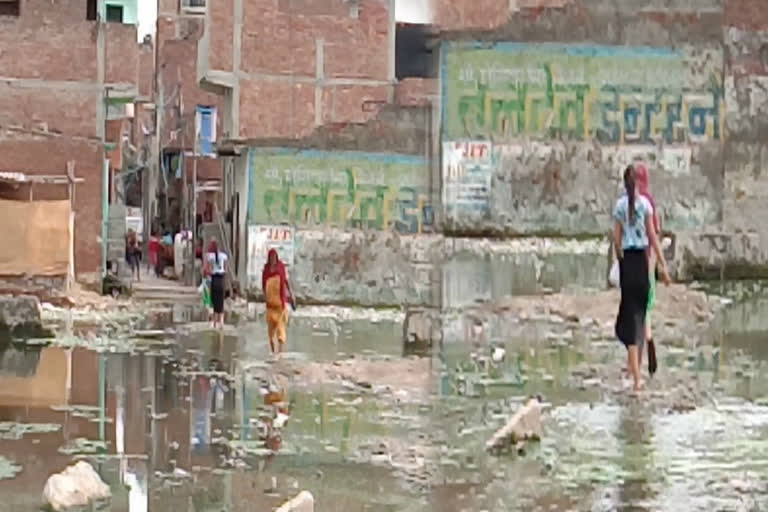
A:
0;199;71;276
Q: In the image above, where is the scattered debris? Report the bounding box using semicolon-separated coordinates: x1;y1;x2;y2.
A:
42;461;111;511
486;398;542;453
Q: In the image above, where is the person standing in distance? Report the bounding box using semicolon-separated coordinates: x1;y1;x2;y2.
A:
613;165;670;394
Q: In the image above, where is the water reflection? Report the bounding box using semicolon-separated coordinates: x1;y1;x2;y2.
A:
0;329;244;510
615;404;656;511
2;291;768;511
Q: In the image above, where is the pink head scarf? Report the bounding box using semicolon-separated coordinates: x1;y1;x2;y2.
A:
634;163;660;233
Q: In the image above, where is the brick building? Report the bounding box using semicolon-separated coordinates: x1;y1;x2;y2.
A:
0;0;141;283
198;0;401;141
179;0;441;292
154;0;223;236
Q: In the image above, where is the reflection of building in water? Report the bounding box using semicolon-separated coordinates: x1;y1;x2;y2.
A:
0;345;70;407
0;347;99;508
0;341;41;378
0;337;239;510
122;458;149;512
191;374;213;451
263;372;291;456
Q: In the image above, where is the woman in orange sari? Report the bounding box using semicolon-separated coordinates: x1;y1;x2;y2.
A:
262;249;293;354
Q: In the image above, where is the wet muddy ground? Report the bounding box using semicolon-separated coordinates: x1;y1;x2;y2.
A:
1;282;768;511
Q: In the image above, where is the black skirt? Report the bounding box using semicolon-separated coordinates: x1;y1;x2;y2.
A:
126;248;141;267
615;248;649;348
211;274;225;314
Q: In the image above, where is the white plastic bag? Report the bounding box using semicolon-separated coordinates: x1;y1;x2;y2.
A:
608;259;620;288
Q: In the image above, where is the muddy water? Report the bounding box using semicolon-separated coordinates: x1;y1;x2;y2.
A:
1;286;768;511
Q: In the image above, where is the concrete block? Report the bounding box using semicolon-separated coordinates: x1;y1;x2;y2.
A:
486;398;542;452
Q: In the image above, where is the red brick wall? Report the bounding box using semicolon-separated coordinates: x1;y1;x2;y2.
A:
16;0;96;24
325;2;390;79
238;79;316;138
433;0;579;30
433;0;510;30
725;0;765;30
188;156;221;181
0;20;98;82
240;0;389;80
230;0;392;139
106;23;140;85
0;0;142;279
0;85;98;137
0;132;104;278
395;78;437;106
158;0;179;15
209;0;234;73
105;119;125;171
138;42;155;99
321;84;390;124
726;0;768;76
157;12;225;192
157;16;223;150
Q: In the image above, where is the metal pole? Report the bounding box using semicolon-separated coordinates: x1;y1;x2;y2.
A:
192;158;198;286
102;158;109;277
193;158;198;241
182;155;188;230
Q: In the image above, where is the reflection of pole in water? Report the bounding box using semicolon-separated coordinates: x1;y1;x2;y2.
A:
120;458;148;512
116;382;125;455
263;371;290;455
98;354;106;441
616;404;657;509
190;375;212;451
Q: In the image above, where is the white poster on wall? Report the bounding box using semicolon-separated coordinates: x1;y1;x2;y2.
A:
442;140;493;214
247;225;295;287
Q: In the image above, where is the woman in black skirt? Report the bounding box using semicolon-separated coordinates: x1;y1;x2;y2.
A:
613;165;670;393
204;239;229;329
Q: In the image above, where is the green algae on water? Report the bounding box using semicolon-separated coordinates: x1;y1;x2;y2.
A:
0;456;22;480
58;438;109;455
0;422;61;440
51;404;102;419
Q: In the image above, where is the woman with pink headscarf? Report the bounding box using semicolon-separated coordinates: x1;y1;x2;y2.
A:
634;163;661;376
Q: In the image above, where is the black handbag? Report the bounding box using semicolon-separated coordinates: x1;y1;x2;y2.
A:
647;339;658;376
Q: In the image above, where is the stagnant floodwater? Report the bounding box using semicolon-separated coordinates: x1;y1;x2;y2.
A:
1;283;768;511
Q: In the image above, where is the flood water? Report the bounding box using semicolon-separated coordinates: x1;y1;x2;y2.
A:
1;283;768;511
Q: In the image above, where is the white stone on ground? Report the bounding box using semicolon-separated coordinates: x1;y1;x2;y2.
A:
42;461;111;511
485;398;542;452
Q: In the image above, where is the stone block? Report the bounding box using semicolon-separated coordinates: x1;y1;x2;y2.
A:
486;398;542;452
403;307;443;347
43;461;111;511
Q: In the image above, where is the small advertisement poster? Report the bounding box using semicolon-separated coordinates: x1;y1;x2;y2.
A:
247;224;295;286
442;140;493;213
